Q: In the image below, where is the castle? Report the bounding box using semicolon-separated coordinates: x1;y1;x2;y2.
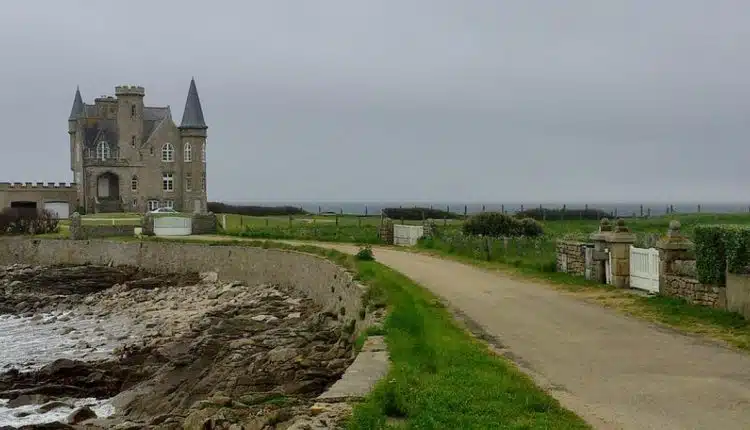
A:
0;79;208;217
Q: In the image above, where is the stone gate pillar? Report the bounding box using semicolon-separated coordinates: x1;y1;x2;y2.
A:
656;220;694;285
589;218;612;283
606;218;636;288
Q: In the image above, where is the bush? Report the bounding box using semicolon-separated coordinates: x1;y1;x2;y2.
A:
517;218;544;237
694;225;728;285
516;207;609;221
0;208;59;235
356;245;375;261
693;225;750;284
382;207;461;221
723;226;750;275
463;212;544;238
207;202;308;217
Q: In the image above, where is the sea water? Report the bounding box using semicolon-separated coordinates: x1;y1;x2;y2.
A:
0;313;137;426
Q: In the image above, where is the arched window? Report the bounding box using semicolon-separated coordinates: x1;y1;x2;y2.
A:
201;142;206;162
131;176;138;191
162;143;174;162
184;142;192;162
96;141;110;160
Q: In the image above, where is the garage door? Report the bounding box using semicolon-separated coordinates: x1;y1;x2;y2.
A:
44;202;70;220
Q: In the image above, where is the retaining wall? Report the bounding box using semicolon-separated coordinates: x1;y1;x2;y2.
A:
0;238;368;334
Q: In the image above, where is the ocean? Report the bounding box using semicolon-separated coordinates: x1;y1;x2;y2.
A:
228;202;750;217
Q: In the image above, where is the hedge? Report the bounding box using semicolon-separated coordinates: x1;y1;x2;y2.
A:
463;212;544;238
382;207;461;221
693;225;750;285
207;202;308;216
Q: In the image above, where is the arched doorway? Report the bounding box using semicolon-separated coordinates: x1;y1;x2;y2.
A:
97;172;120;199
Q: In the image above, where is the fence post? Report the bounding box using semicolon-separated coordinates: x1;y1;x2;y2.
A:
265;218;269;227
484;236;492;261
288;215;292;227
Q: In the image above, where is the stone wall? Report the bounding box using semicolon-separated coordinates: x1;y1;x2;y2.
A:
69;213;134;239
657;227;727;309
0;238;370;336
192;213;218;234
556;240;591;277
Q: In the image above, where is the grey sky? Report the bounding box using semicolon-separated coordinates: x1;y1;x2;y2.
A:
1;0;749;203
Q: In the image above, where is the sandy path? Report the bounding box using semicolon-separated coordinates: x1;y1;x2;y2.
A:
173;236;750;429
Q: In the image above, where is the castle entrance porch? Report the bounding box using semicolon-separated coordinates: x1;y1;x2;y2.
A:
95;172;122;213
96;172;120;199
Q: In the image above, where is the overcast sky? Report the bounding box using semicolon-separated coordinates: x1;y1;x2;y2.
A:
1;1;748;203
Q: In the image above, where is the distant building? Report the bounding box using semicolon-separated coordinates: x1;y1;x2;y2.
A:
0;79;208;217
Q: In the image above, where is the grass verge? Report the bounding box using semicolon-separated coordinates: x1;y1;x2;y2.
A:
137;237;589;429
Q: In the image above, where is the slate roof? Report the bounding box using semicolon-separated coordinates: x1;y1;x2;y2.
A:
179;78;207;129
68;87;84;120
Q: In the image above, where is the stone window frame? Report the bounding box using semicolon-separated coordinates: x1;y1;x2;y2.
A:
162;173;174;192
163;199;174;209
147;200;159;211
131;176;138;191
200;171;206;191
185;173;192;192
184;142;192;162
96;141;110;160
201;142;206;162
161;143;174;162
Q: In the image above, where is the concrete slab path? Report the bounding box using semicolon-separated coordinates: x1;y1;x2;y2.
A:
173;236;750;429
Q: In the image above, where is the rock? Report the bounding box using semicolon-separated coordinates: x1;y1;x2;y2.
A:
286;312;302;319
200;272;219;283
268;347;299;363
7;393;51;408
59;326;75;335
37;400;74;412
66;406;97;424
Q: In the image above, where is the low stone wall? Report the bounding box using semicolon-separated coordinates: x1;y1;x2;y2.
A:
0;238;371;338
659;258;726;308
662;274;725;308
70;220;135;239
556;240;591;277
192;213;218;234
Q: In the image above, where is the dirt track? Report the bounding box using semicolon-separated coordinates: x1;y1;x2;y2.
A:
181;237;750;429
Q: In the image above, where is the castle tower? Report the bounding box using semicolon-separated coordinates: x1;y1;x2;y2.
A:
178;78;208;213
115;85;146;160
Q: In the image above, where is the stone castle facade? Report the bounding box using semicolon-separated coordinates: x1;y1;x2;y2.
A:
69;79;208;214
0;79;208;217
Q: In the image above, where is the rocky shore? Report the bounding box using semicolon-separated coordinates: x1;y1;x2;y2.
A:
0;264;357;429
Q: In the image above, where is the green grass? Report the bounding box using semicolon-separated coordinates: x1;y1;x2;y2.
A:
133;237;588;429
347;261;588;429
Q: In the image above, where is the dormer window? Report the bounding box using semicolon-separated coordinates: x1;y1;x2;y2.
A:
161;143;174;162
96;141;110;160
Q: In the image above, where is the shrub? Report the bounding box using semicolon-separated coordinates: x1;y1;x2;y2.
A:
207;202;308;217
382;207;461;221
516;217;544;237
463;212;544;238
0;208;59;235
356;245;375;261
723;226;750;275
693;225;728;285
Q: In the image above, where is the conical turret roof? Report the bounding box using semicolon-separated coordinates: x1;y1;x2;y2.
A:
179;78;207;129
69;86;84;120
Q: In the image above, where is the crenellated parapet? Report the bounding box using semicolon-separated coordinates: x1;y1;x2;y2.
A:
115;85;145;97
0;182;78;190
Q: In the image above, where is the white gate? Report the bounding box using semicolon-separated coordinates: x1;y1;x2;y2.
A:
153;216;192;236
393;224;424;246
43;201;70;220
629;245;660;293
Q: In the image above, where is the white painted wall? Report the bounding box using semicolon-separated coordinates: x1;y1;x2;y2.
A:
393;224;424;246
